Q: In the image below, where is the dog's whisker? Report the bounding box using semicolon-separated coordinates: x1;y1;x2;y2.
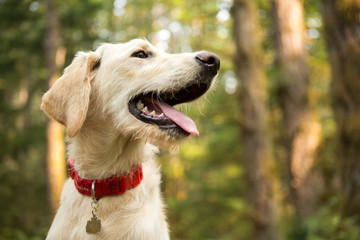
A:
197;100;206;117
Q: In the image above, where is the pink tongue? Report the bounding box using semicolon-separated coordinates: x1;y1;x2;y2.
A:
156;101;199;136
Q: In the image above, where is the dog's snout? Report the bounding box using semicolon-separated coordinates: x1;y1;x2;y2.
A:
195;52;220;71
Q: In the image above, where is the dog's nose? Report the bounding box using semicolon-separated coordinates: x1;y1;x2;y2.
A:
195;52;220;71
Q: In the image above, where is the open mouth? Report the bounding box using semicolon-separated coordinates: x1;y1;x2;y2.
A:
128;81;211;136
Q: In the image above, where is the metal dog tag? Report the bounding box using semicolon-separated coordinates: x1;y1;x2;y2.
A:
86;180;101;234
86;212;101;234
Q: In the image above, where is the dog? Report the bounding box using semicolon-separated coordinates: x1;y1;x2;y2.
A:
41;39;220;240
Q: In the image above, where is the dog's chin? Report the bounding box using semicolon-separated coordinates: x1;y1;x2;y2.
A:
148;130;186;149
126;122;187;149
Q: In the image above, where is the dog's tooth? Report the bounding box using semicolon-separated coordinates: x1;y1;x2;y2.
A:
136;100;144;110
143;106;148;112
150;111;156;115
159;113;164;117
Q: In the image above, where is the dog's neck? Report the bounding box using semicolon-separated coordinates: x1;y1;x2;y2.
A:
67;117;155;180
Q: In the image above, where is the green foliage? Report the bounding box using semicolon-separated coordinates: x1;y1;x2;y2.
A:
288;198;360;240
160;85;250;239
0;0;49;238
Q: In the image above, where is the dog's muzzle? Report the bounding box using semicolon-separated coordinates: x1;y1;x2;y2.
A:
128;51;220;136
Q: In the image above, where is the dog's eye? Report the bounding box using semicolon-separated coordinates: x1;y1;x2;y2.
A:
132;50;148;59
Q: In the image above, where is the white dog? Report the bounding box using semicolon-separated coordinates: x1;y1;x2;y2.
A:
41;39;220;240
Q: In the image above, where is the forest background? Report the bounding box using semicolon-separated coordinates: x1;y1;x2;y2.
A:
0;0;359;239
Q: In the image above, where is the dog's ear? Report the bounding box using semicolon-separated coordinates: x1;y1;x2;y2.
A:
41;51;101;138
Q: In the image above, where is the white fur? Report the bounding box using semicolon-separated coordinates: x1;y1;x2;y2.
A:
42;39;216;240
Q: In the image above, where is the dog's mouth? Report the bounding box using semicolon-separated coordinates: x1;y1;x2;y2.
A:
128;82;211;136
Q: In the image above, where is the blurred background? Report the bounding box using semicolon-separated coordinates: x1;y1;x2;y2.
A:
1;0;359;239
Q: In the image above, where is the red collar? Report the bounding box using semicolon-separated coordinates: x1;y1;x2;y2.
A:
67;158;143;198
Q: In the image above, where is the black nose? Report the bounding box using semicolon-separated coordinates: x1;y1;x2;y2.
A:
195;52;220;71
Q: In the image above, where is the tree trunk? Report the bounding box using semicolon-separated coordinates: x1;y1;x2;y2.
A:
232;1;278;239
45;0;66;213
271;0;322;223
322;0;360;223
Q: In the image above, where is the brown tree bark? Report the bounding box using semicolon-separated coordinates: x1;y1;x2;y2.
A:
232;1;278;239
322;0;360;224
271;0;322;223
45;0;66;213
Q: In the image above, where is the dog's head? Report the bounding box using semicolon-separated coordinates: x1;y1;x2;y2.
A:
41;39;220;146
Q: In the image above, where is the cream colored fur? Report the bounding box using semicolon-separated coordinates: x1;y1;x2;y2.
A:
41;39;215;240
